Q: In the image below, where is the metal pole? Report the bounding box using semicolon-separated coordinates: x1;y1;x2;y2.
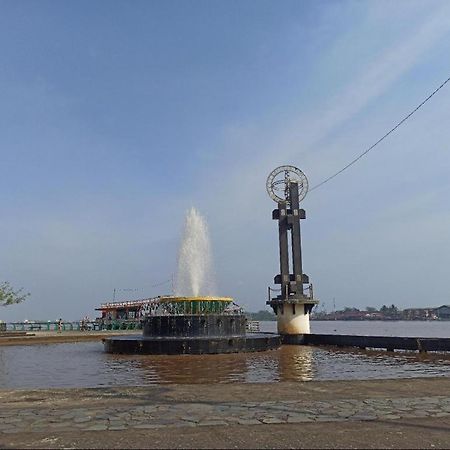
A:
289;182;304;296
278;201;290;300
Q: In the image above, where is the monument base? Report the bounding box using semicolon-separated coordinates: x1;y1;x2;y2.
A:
277;310;310;334
104;314;280;355
104;333;281;355
268;299;317;335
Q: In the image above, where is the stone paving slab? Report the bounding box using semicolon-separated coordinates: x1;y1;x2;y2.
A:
0;379;449;448
0;394;449;433
0;378;449;437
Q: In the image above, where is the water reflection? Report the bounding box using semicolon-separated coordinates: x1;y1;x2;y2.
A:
274;345;315;381
132;352;250;384
126;346;316;384
0;342;448;389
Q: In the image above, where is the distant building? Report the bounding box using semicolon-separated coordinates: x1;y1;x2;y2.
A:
435;305;450;320
402;308;436;321
402;306;450;320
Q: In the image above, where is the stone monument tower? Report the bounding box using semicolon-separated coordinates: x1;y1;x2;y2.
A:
266;165;318;334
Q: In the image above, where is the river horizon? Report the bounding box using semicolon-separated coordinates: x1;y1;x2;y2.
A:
260;320;450;338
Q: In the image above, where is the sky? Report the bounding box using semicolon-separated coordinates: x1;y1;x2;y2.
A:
1;0;450;321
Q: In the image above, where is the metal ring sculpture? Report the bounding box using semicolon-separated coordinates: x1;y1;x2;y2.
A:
266;165;309;204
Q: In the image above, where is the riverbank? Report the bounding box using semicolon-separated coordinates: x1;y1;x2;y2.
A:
0;330;138;346
0;377;449;448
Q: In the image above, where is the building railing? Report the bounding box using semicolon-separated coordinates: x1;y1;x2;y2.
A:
246;320;260;333
267;283;314;303
98;297;160;310
4;320;143;332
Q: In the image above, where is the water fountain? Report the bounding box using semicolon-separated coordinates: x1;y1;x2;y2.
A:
104;208;280;354
174;207;216;297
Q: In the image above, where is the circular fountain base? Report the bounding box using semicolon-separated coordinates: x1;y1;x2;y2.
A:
103;314;280;355
103;333;280;355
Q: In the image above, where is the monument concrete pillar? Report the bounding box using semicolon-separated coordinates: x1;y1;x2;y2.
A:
276;304;311;334
266;165;318;336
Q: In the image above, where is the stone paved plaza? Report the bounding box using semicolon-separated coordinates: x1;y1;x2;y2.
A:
0;377;449;448
0;393;449;433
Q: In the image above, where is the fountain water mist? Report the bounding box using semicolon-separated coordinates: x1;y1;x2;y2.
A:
174;207;217;297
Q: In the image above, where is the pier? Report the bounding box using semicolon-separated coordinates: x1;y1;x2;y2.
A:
283;333;450;352
3;320;141;332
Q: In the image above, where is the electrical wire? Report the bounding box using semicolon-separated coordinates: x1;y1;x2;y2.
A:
309;75;450;192
150;279;172;288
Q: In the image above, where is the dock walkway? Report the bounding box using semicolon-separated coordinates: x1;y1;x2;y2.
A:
0;330;138;346
284;333;450;352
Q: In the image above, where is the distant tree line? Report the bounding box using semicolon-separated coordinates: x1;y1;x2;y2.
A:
247;305;402;321
312;303;408;321
339;305;399;315
246;310;276;321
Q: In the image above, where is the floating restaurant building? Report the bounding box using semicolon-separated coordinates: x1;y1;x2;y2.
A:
95;296;246;330
96;296;242;321
95;297;160;328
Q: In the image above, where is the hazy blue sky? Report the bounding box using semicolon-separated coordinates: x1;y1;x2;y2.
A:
1;0;450;321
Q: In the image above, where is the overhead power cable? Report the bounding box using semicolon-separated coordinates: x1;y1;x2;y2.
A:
150;278;172;288
310;75;450;192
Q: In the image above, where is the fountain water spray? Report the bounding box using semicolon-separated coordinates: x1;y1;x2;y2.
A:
174;207;217;297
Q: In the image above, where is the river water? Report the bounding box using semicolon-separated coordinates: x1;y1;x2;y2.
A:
0;321;448;389
264;320;450;337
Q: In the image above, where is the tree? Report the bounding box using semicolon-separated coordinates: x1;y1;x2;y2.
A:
390;304;398;313
365;306;378;312
380;304;399;317
0;281;29;307
247;310;276;321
